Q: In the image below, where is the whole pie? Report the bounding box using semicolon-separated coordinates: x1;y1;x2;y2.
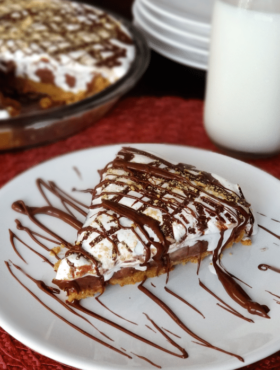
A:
0;0;134;117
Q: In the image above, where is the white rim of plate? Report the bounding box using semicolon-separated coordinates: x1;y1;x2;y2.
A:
140;0;212;29
136;0;210;43
133;23;208;69
133;2;209;56
134;20;208;69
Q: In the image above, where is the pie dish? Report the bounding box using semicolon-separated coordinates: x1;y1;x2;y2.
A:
0;0;135;116
0;2;149;150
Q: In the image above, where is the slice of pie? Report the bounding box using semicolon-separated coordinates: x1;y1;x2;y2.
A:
53;147;256;302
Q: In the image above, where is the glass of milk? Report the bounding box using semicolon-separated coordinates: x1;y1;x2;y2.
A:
204;0;280;158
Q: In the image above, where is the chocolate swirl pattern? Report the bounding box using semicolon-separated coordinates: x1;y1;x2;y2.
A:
8;176;191;364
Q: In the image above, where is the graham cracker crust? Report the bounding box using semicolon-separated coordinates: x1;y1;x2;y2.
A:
65;231;250;302
12;74;110;110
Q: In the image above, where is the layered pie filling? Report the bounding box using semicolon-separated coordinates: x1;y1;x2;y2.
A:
0;0;134;117
53;147;257;302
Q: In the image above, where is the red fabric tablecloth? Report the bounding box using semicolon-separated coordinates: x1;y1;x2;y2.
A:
1;97;280;370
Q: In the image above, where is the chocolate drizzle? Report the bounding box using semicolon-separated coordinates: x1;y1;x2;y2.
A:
95;295;137;326
259;225;280;240
15;219;60;255
199;280;253;323
146;325;157;333
164;287;205;319
67;299;188;358
15;221;54;247
12;200;81;247
73;166;82;180
9;230;54;267
9;261;114;341
102;199;167;263
138;280;244;362
131;352;161;369
258;264;280;274
7;175;190;360
212;231;269;318
266;290;280;300
36;179;88;217
9;230;27;264
143;313;187;358
162;328;181;339
5;262;129;358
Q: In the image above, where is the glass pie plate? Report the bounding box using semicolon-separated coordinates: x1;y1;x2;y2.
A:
0;7;150;151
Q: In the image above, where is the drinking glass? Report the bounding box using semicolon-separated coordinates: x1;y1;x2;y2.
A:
204;0;280;158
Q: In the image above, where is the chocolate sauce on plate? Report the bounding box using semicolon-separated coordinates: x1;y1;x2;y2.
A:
138;280;244;362
146;325;157;334
164;287;205;319
73;166;82;180
12;200;81;247
131;352;161;369
95;295;137;326
258;264;280;274
9;230;54;267
162;328;181;339
259;225;280;240
199;280;253;323
5;262;127;357
143;313;187;359
67;299;187;358
266;290;280;300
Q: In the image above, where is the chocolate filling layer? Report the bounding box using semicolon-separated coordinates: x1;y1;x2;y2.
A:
53;240;208;295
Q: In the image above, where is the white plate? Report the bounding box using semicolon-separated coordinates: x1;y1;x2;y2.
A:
133;19;208;70
133;1;209;70
133;2;209;53
145;0;215;24
140;0;212;37
135;0;210;50
133;11;208;70
1;144;280;370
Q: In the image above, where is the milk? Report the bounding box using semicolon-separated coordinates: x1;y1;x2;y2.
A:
204;0;280;156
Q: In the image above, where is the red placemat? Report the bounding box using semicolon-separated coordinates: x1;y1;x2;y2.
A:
1;96;280;370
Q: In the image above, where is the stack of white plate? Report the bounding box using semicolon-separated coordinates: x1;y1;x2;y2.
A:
132;0;215;70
